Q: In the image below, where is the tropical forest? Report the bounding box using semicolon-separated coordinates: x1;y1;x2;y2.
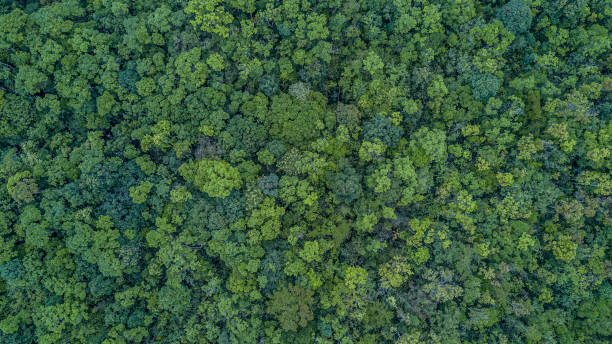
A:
0;0;610;343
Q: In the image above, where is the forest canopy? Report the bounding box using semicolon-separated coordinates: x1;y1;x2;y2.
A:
0;0;611;343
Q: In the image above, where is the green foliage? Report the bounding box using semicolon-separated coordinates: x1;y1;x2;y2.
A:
299;240;320;263
0;0;609;343
344;266;368;290
129;181;153;204
258;174;279;198
186;0;234;38
7;171;38;203
362;115;403;148
329;167;362;204
363;51;384;75
409;127;447;167
266;284;314;332
178;159;242;198
379;256;412;288
551;235;578;263
470;73;501;102
497;0;532;35
170;185;192;203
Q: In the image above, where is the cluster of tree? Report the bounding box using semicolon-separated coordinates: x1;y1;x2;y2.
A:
0;0;610;343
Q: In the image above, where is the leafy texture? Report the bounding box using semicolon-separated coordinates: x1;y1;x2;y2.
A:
0;0;610;343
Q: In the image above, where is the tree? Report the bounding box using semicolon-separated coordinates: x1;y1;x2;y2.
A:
178;159;242;198
266;284;314;332
470;73;501;102
379;256;412;288
186;0;234;38
129;181;153;204
362;114;403;148
409;127;447;167
170;185;193;203
497;0;532;35
328;166;363;204
363;51;384;75
7;171;38;203
299;240;320;263
0;0;609;342
551;235;577;263
344;266;368;290
18;205;49;249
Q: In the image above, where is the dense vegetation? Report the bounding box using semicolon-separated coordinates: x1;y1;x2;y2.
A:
0;0;611;343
